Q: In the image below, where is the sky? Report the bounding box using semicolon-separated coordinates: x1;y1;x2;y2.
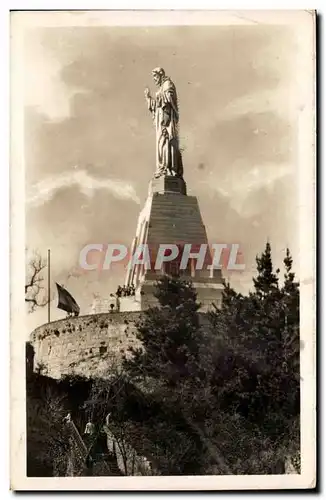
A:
24;22;301;332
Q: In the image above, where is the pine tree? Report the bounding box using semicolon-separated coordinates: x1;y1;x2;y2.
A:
118;245;300;474
280;248;300;470
207;242;300;473
124;275;203;387
121;275;209;474
281;248;300;377
253;241;279;297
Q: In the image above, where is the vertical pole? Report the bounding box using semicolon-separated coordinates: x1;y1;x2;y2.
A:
48;249;51;323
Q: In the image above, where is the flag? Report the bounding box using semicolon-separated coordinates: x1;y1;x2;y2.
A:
56;283;80;315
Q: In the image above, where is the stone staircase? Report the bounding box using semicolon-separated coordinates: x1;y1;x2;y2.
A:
65;419;122;476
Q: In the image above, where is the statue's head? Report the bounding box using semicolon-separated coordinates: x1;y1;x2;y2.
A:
152;67;165;86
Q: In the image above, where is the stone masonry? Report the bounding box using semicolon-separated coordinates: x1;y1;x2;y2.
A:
124;176;224;311
30;312;141;379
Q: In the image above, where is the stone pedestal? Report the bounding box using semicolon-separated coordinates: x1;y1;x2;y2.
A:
149;175;187;196
124;175;224;312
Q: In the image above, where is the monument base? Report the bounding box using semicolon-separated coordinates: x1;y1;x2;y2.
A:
149;175;187;196
136;278;223;313
123;174;224;312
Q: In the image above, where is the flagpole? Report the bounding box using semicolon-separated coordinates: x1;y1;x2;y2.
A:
48;249;51;323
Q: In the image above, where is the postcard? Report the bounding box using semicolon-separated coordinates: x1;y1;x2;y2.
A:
10;9;316;490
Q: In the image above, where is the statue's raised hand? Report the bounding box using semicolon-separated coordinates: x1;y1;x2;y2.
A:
144;87;151;99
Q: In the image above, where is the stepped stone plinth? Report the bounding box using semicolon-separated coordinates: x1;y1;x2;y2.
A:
124;175;224;312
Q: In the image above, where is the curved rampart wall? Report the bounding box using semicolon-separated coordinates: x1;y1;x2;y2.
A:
30;312;141;379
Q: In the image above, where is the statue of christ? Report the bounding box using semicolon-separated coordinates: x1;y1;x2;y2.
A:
144;68;183;179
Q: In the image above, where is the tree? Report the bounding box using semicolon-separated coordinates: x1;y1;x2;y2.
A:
26;372;93;477
122;275;228;475
82;367;154;475
125;276;203;386
25;252;48;311
26;378;70;476
253;241;280;296
207;243;300;473
282;248;300;379
65;244;299;476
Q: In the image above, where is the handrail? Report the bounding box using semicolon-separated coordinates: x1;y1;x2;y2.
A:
67;420;88;456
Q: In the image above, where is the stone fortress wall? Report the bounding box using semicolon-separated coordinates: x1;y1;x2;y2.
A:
30;312;142;380
30;310;211;380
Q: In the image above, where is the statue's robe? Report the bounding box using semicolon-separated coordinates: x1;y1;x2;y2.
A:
147;77;183;178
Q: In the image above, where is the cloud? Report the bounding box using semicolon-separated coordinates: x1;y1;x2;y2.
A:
24;34;85;120
220;87;297;122
228;163;291;194
27;168;140;207
200;163;292;217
